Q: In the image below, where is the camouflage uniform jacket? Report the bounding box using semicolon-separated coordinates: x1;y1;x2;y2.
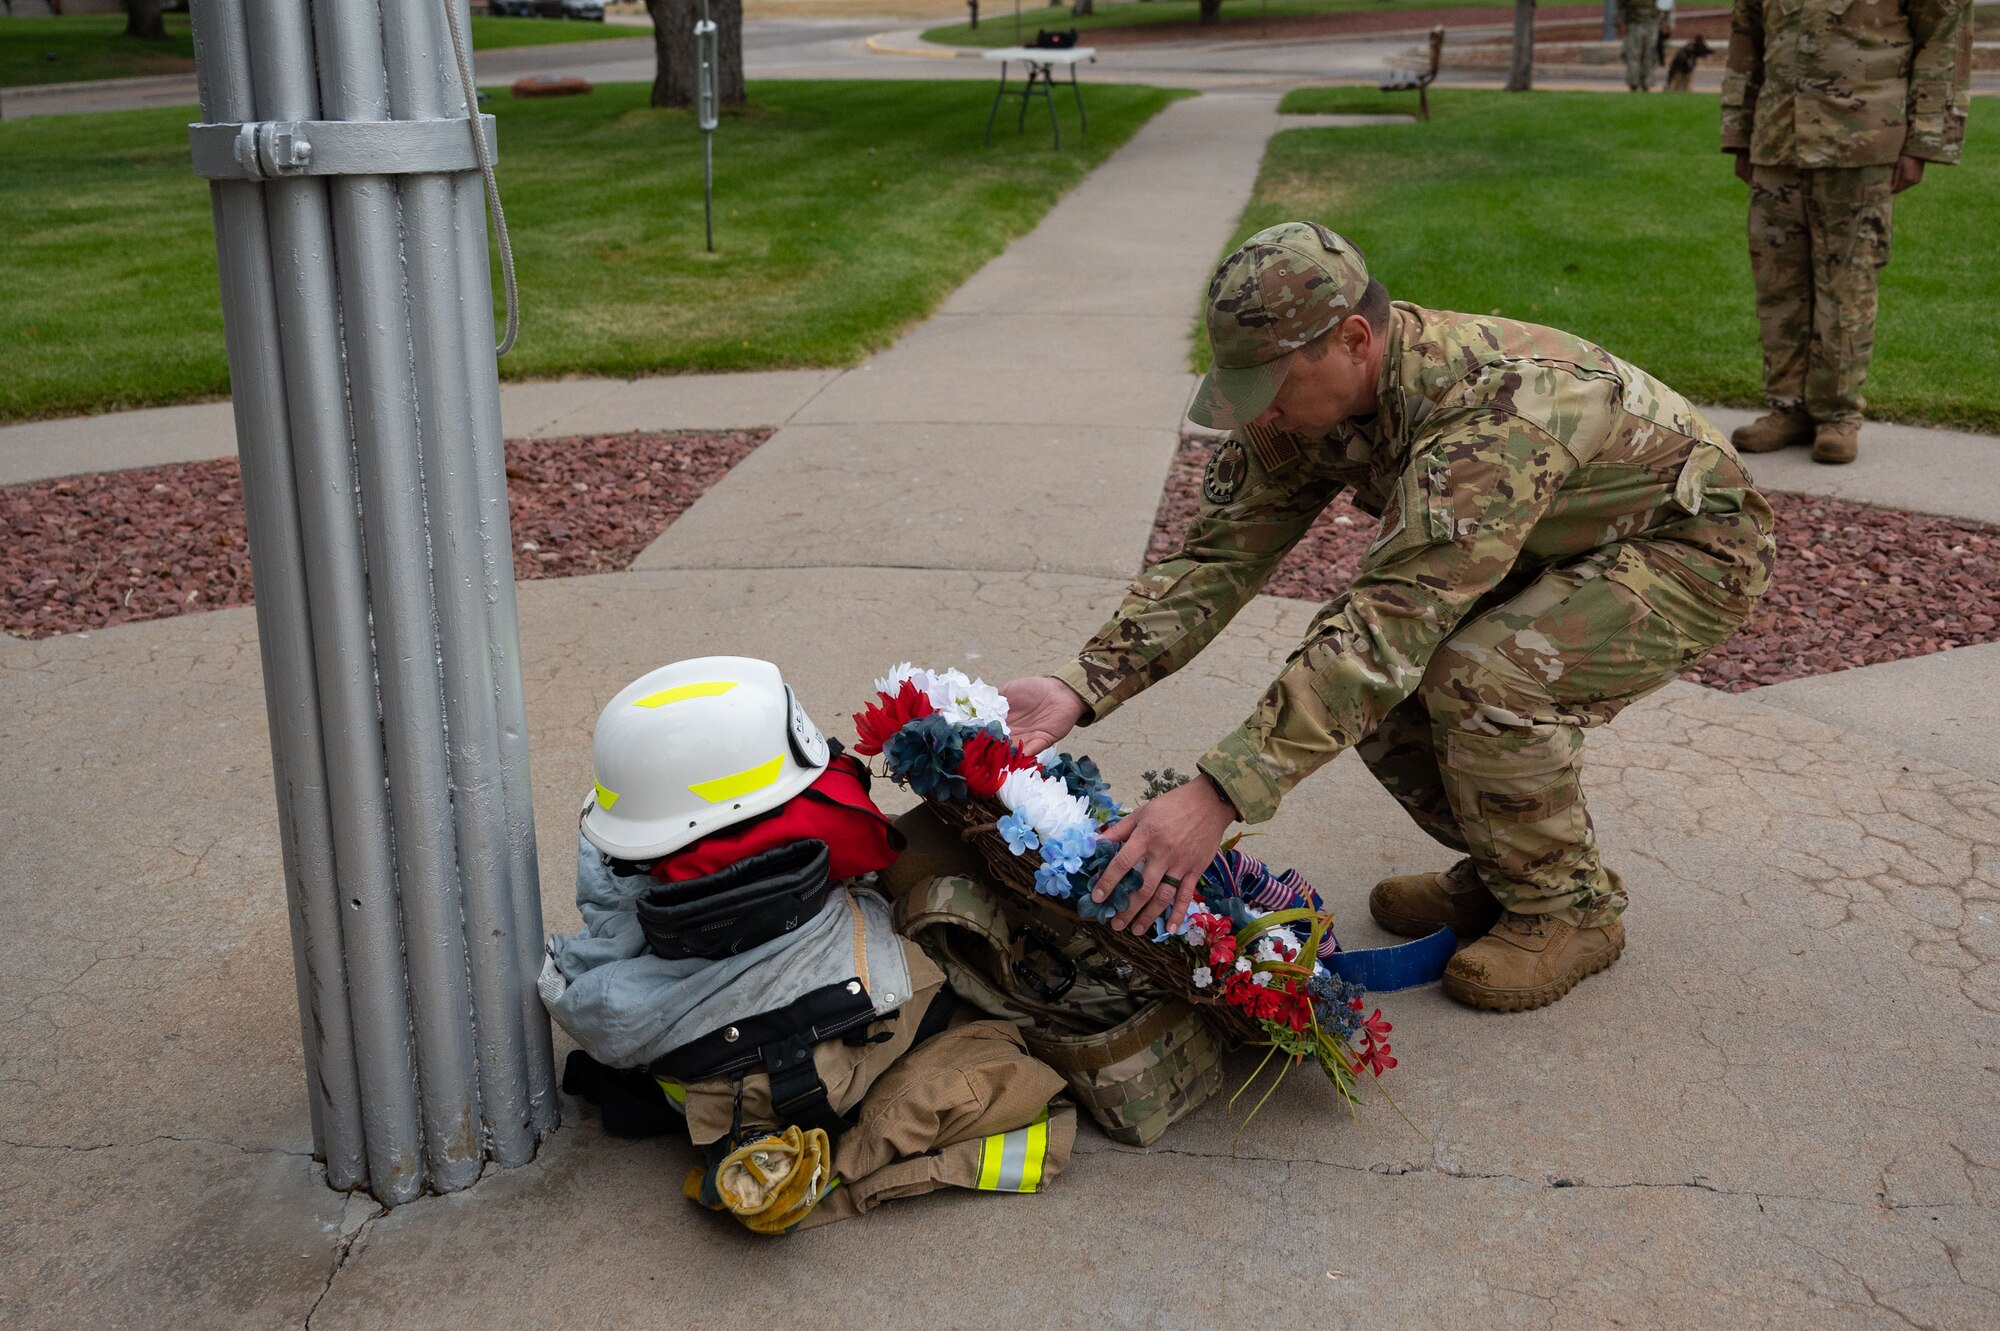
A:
1619;0;1660;26
1053;303;1773;825
1720;0;1973;167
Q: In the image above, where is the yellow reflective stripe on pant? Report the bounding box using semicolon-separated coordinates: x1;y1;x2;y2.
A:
975;1109;1050;1193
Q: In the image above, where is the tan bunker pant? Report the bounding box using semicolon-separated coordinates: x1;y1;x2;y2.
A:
799;1019;1077;1228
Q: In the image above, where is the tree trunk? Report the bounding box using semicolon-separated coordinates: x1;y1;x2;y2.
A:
124;0;167;41
1198;0;1223;23
1505;0;1536;91
645;0;747;111
1072;0;1095;15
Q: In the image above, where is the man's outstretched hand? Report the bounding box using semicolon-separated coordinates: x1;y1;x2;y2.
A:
1092;775;1237;936
999;676;1087;757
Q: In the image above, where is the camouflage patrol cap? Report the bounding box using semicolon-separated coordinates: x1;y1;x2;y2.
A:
1188;221;1372;430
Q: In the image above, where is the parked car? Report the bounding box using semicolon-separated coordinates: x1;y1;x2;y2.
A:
489;0;606;20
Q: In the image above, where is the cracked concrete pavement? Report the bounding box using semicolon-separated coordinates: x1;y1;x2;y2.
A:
4;93;1998;1331
7;569;1999;1328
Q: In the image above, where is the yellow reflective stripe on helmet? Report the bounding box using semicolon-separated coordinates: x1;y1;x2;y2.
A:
687;753;786;804
976;1108;1051;1193
593;779;620;810
634;680;739;709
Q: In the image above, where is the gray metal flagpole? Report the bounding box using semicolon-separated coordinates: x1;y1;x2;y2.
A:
188;0;558;1206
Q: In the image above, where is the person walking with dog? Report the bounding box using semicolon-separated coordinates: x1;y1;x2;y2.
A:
1619;0;1664;90
1002;223;1774;1014
1722;0;1973;465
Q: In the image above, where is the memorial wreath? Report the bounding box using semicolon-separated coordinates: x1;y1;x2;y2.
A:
853;663;1400;1116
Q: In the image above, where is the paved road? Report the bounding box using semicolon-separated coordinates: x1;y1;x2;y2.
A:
0;14;1739;117
516;18;1720;93
465;21;1417;91
6;11;1998;116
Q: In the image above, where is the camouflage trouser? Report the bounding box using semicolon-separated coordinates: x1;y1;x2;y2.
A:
1623;21;1660;91
1355;542;1753;923
1748;164;1895;426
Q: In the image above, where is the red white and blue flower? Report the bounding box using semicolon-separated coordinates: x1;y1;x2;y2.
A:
854;664;1399;1105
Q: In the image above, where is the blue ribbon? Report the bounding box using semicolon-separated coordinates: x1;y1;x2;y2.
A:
1328;926;1457;992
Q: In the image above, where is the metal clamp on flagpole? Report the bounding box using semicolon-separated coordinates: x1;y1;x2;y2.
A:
187;115;500;181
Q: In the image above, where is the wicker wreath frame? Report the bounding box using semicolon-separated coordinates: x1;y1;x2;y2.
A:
924;795;1263;1043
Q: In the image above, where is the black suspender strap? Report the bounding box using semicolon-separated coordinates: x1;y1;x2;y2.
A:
760;1031;851;1140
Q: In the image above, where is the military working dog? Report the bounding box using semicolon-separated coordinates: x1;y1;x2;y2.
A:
1665;35;1714;92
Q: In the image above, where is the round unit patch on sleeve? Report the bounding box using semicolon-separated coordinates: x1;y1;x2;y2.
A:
1202;438;1249;506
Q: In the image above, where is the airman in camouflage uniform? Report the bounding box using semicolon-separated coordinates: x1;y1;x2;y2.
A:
1006;222;1774;1012
1721;0;1972;463
1620;0;1664;91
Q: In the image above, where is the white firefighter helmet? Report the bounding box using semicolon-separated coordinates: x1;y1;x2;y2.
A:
581;656;831;861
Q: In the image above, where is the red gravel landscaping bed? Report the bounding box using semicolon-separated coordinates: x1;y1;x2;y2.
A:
1148;437;2000;693
0;429;768;640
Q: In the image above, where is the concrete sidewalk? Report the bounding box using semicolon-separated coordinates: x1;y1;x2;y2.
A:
10;358;1997;529
0;371;840;487
1704;405;2000;527
3;91;1998;1331
6;569;1996;1330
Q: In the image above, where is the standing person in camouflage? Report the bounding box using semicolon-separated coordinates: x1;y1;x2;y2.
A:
1001;222;1774;1013
1722;0;1972;464
1619;0;1664;91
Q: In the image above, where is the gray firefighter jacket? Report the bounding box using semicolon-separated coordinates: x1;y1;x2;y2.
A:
543;835;914;1070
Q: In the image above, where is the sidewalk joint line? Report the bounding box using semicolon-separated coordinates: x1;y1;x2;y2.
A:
781;369;851;425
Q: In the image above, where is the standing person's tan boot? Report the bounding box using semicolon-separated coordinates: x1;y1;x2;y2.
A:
1441;909;1626;1012
1730;408;1815;453
1368;858;1503;943
1812;421;1859;464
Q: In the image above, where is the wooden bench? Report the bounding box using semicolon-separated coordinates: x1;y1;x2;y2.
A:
1381;26;1445;122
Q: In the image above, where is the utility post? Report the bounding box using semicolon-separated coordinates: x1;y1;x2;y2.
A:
186;0;558;1207
696;0;720;252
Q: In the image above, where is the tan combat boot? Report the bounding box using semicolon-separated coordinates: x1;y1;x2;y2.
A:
1812;421;1859;465
1730;409;1814;454
1441;909;1625;1012
1368;859;1502;943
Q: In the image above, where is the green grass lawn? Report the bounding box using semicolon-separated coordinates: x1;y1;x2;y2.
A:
465;15;650;49
923;0;1550;49
0;79;1185;423
0;15;635;89
1212;87;1999;433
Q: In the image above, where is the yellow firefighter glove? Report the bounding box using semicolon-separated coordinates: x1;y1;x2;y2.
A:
710;1125;834;1236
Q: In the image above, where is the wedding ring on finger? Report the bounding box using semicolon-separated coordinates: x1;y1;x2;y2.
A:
1161;874;1183;888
